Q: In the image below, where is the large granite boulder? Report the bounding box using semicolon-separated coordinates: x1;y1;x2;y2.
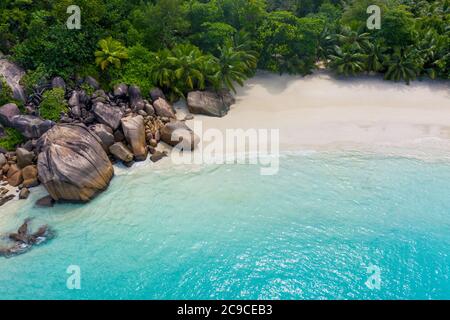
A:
22;165;39;188
16;148;34;168
128;85;145;111
7;164;23;187
114;83;128;98
89;124;114;151
0;59;26;102
109;142;134;163
91;90;109;105
51;77;66;90
160;121;199;151
68;91;80;107
0;103;20;127
121;115;148;161
37;123;114;202
92;102;123;130
84;76;99;90
144;102;155;117
187;90;235;117
149;87;166;102
11;115;54;139
153;98;176;118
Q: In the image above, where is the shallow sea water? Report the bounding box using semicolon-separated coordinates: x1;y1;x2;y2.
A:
0;151;449;300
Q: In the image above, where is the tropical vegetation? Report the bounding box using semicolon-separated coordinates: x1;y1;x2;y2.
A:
39;88;68;122
0;0;447;104
0;127;24;151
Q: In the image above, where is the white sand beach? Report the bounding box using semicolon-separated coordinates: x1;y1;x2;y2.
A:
178;71;450;158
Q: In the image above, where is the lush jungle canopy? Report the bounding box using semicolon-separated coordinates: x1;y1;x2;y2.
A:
0;0;448;99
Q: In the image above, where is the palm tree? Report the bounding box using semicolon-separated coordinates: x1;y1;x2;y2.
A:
94;37;128;71
150;44;216;99
232;30;258;54
329;47;367;76
149;49;174;89
213;40;257;93
317;27;337;61
384;47;422;84
364;40;387;73
336;27;371;52
416;30;449;79
169;44;211;93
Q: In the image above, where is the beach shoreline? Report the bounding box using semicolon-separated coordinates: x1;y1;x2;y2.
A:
1;71;449;212
182;71;450;155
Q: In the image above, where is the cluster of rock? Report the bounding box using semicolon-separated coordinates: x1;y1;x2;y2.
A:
0;147;38;206
0;102;54;139
0;218;55;258
1;70;236;205
0;54;238;206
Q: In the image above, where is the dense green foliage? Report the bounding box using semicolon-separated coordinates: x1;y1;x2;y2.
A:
0;127;24;151
258;11;324;74
0;0;447;96
39;88;68;121
19;64;51;95
95;37;128;71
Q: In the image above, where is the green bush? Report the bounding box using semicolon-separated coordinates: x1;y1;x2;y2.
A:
257;12;324;75
0;127;24;151
20;64;50;95
190;22;237;55
13;24;99;79
39;88;68;121
80;82;96;96
109;44;155;94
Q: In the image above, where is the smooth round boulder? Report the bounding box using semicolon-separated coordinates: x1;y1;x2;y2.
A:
0;103;20;127
160;121;199;151
11;115;54;139
6;164;23;187
109;142;134;163
68;91;80;108
35;195;54;208
92;102;123;130
149;88;166;102
153;98;176;119
144;102;155;117
51;77;66;90
16;148;34;168
19;187;30;200
89;124;115;151
114;83;128;97
128;85;145;111
187;90;235;117
37;123;114;202
22;165;39;188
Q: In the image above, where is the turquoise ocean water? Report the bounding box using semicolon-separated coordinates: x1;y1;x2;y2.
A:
0;152;449;300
